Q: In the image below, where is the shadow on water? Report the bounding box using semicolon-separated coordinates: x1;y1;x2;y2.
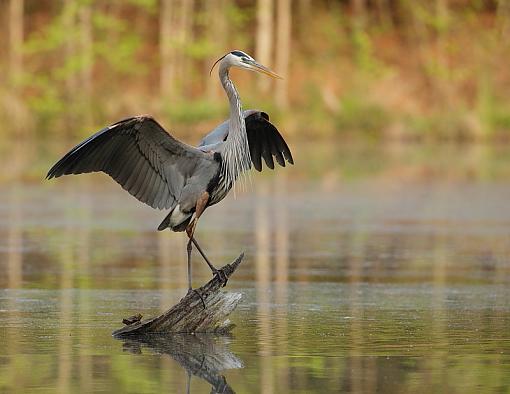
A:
120;334;242;394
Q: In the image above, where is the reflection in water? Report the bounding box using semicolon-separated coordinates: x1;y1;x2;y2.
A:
77;189;93;393
274;175;289;392
255;182;273;394
6;189;22;394
121;334;242;394
57;188;74;394
0;143;510;392
7;187;22;289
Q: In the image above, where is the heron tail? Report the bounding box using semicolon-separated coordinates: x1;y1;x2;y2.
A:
157;213;172;231
158;205;192;232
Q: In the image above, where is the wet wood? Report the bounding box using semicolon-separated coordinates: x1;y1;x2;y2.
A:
112;253;244;337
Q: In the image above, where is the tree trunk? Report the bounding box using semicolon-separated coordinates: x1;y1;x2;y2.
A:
352;0;367;27
205;0;227;99
498;0;510;40
8;0;26;134
375;0;393;28
275;0;291;108
8;0;23;81
64;0;78;98
160;0;194;101
112;253;244;337
256;0;274;92
435;0;451;104
297;0;310;41
178;0;193;97
160;0;175;101
79;2;93;127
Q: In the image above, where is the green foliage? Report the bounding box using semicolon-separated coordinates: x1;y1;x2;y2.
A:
335;95;390;136
25;80;65;128
491;108;510;131
184;38;215;60
351;28;385;76
164;98;224;125
19;1;149;133
474;70;510;137
225;2;253;49
402;112;469;141
225;2;253;29
125;0;157;12
3;0;510;141
94;34;143;75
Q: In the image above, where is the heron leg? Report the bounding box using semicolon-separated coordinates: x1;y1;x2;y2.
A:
186;238;193;291
191;236;228;287
185;371;191;394
190;236;215;271
186;192;209;237
183;192;211;308
185;191;227;287
185;224;206;309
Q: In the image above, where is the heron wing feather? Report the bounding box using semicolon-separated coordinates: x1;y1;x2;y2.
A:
197;110;293;172
244;111;294;172
46;116;214;210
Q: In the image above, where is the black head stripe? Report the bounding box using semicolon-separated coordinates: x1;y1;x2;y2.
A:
231;50;247;57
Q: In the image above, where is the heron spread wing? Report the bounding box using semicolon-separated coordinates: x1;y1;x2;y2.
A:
198;110;293;172
244;111;293;171
46;116;214;210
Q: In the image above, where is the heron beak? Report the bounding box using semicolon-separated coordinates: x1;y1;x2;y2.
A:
246;60;283;79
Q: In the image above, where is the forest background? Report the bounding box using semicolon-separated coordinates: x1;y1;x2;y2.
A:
1;0;509;144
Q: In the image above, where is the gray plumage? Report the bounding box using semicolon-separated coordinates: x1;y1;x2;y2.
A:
47;116;218;212
47;50;293;290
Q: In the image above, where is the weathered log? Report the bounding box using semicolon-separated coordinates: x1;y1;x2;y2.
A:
112;253;244;337
121;334;242;393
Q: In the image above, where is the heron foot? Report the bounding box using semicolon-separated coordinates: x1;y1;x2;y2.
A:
213;268;228;288
187;288;206;309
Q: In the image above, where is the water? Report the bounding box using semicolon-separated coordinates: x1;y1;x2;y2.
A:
1;142;510;393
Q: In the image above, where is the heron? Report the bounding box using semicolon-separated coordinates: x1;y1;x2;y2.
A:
46;50;293;295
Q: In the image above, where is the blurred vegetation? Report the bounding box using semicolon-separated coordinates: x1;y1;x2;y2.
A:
1;0;510;142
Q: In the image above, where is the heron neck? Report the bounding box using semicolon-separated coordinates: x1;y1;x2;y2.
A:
219;66;251;186
220;67;245;143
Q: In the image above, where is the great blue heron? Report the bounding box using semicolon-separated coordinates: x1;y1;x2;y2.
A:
47;50;293;294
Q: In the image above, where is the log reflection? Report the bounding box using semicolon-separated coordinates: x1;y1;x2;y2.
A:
120;334;243;393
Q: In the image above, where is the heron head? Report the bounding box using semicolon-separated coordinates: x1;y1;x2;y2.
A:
210;50;282;79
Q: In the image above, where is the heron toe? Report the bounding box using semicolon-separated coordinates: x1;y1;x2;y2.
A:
214;268;228;287
186;288;207;309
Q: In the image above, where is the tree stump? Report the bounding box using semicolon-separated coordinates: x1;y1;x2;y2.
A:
112;253;244;337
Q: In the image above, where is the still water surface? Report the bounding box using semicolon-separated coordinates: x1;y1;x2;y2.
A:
1;143;510;393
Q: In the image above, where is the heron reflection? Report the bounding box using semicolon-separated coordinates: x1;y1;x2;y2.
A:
120;334;242;393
